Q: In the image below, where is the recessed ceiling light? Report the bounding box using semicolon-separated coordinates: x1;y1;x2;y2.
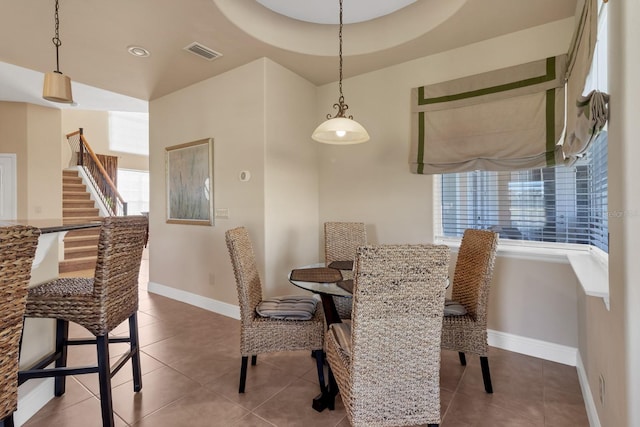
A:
127;46;150;57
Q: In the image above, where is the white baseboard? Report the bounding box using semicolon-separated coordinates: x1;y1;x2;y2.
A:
147;281;240;320
15;378;54;427
487;329;577;366
576;352;602;427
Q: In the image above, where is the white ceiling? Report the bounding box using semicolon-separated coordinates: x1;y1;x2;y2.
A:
0;0;578;112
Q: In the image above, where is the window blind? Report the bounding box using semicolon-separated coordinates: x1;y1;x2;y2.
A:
436;131;608;252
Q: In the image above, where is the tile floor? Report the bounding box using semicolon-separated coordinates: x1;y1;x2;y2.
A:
22;258;589;427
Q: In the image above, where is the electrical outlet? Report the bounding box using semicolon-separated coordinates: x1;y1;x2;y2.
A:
209;273;215;286
598;373;605;406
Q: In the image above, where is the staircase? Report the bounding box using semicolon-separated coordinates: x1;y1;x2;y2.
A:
60;169;102;273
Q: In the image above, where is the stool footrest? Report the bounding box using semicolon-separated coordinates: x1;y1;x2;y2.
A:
19;364;99;382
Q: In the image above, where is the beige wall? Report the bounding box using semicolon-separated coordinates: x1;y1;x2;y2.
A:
149;59;269;305
26;104;62;219
580;2;640;426
0;102;28;218
0;102;61;219
264;59;321;296
61;109;149;171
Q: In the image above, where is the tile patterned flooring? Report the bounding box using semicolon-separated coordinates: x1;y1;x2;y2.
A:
23;259;589;426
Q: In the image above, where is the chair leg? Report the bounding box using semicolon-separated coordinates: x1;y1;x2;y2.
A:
97;335;115;427
128;313;143;392
458;351;466;366
2;414;15;427
480;356;493;393
18;318;26;359
327;365;338;411
239;356;249;393
251;355;257;366
313;350;326;395
54;319;69;396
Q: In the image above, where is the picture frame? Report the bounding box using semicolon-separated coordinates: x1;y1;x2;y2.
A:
165;138;214;225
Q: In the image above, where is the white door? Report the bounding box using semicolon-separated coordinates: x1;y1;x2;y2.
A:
0;154;17;220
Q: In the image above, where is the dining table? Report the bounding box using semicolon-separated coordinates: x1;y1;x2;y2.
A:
288;261;354;327
287;261;354;412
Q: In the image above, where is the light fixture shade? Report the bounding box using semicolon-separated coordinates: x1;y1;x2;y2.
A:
43;71;73;103
312;117;370;145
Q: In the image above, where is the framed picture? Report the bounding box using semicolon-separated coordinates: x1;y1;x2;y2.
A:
165;138;214;225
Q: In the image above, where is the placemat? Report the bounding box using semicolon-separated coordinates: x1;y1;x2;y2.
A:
328;260;354;271
290;267;343;283
337;280;354;294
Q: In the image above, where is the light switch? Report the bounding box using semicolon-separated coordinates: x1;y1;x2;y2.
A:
215;208;229;219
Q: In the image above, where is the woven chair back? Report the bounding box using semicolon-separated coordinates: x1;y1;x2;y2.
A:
0;225;40;420
93;215;148;332
324;222;367;264
225;227;263;325
349;244;449;423
451;229;499;322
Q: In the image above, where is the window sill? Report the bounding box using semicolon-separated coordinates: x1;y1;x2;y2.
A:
435;237;610;311
567;250;610;310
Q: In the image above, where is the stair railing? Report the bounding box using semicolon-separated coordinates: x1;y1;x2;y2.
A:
66;128;128;216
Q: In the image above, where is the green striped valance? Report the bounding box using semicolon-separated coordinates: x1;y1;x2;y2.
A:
410;55;567;175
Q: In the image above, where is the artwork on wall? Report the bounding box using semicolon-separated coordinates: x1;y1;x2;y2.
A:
165;138;213;225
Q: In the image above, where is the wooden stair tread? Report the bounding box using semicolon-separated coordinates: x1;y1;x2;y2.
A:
63;201;96;208
63;208;100;214
63;193;91;200
63;216;102;223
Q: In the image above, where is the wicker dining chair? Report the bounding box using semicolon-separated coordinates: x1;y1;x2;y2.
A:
441;229;499;393
324;222;367;319
225;227;325;394
325;244;450;427
0;226;40;427
18;216;148;427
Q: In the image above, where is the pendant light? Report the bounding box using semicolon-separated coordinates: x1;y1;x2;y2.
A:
312;0;369;145
43;0;73;103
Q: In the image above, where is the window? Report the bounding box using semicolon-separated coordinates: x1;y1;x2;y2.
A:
117;169;149;215
437;2;608;253
108;112;149;156
437;131;608;252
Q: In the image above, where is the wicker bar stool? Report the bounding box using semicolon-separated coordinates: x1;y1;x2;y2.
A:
18;216;148;427
0;225;40;427
225;227;325;397
325;244;450;426
324;222;367;319
441;229;499;393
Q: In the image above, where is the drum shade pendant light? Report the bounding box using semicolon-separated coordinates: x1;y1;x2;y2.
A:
312;0;369;144
43;0;73;103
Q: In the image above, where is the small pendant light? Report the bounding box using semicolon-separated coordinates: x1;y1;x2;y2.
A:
43;0;73;103
312;0;369;145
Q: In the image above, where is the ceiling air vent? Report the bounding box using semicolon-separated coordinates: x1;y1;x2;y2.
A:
183;42;222;61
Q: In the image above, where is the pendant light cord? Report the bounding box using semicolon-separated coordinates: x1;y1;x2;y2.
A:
326;0;353;120
52;0;62;74
338;0;344;100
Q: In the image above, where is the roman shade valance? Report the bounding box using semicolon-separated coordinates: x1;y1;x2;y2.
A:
558;0;609;166
410;55;567;175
